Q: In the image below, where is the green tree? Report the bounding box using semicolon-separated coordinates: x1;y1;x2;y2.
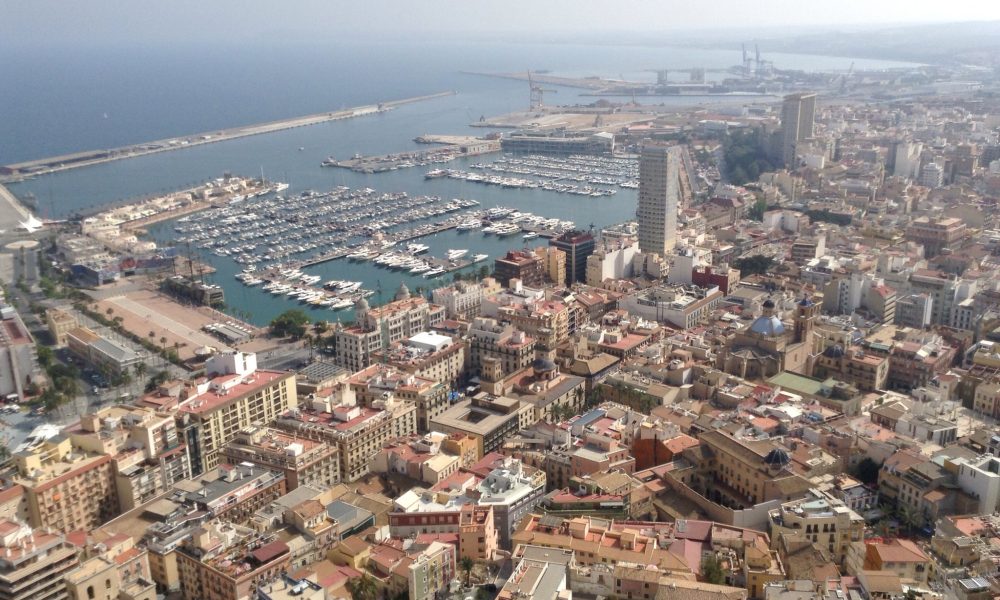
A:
270;309;311;339
732;255;775;277
36;345;54;368
345;573;377;600
722;128;777;185
747;197;769;221
461;556;475;587
701;554;726;585
850;457;882;485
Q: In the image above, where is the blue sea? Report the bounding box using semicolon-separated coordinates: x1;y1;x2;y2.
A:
1;39;918;324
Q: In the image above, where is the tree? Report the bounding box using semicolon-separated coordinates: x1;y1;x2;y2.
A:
346;573;377;600
722;128;777;185
851;457;882;485
731;255;774;277
36;345;53;368
747;197;769;221
701;554;726;585
461;556;475;587
270;309;310;339
134;362;147;381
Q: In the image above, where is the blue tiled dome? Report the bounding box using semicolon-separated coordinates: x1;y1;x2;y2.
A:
749;315;785;336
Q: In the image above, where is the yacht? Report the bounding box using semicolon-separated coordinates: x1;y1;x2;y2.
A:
423;267;446;278
471;254;488;263
522;232;539;240
446;249;468;260
273;182;290;192
406;243;430;255
492;222;521;236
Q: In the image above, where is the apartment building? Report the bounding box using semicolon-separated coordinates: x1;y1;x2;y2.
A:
183;463;287;526
275;393;417;482
431;279;500;320
372;331;465;390
468;317;535;377
768;490;865;566
350;362;450;432
331;295;445;373
221;426;339;491
11;436;119;533
175;522;290;600
176;352;298;475
70;404;191;511
0;519;80;600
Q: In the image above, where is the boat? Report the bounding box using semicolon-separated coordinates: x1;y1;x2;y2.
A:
410;264;432;274
407;243;430;255
471;254;488;263
425;169;447;179
446;249;468;260
492;222;521;236
423;267;446;278
456;220;481;231
330;298;354;310
522;232;539;240
273;182;290;192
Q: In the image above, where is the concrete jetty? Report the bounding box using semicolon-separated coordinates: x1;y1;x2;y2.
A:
1;91;457;182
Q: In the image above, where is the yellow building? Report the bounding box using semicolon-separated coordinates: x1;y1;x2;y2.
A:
12;436;120;533
45;307;79;347
176;353;298;475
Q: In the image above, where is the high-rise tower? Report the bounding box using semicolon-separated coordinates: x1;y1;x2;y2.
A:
636;144;681;258
781;92;816;168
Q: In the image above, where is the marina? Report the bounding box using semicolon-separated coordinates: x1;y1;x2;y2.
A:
321;137;499;173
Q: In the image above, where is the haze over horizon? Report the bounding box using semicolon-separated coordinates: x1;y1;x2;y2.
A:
5;0;1000;46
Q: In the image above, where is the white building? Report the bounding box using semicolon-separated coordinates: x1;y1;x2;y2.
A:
585;239;639;286
953;456;1000;515
893;141;923;180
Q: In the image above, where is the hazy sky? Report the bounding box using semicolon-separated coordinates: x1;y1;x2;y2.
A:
5;0;1000;45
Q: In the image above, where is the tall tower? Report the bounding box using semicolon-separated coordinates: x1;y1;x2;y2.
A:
794;296;819;345
781;93;816;168
637;144;681;258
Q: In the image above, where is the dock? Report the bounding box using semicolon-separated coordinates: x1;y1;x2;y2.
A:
322;136;499;173
1;91;457;182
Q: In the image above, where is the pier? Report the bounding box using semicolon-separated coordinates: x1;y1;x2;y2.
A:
0;91;457;182
322;136;499;173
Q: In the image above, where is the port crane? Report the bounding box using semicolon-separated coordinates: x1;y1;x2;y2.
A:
527;70;557;110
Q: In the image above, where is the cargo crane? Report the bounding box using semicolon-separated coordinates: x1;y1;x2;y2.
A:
527;70;557;111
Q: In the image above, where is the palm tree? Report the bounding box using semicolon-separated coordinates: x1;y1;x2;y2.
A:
461;556;475;588
346;573;377;600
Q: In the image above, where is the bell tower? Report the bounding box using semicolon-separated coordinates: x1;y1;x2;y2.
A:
794;296;819;344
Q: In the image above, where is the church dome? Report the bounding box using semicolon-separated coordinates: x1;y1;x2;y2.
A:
764;448;790;468
762;299;776;310
748;315;785;337
532;357;557;373
355;296;370;311
823;344;845;358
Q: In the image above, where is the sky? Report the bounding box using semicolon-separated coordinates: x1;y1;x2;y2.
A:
5;0;1000;46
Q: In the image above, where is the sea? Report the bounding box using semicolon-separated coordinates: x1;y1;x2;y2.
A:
1;39;919;325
